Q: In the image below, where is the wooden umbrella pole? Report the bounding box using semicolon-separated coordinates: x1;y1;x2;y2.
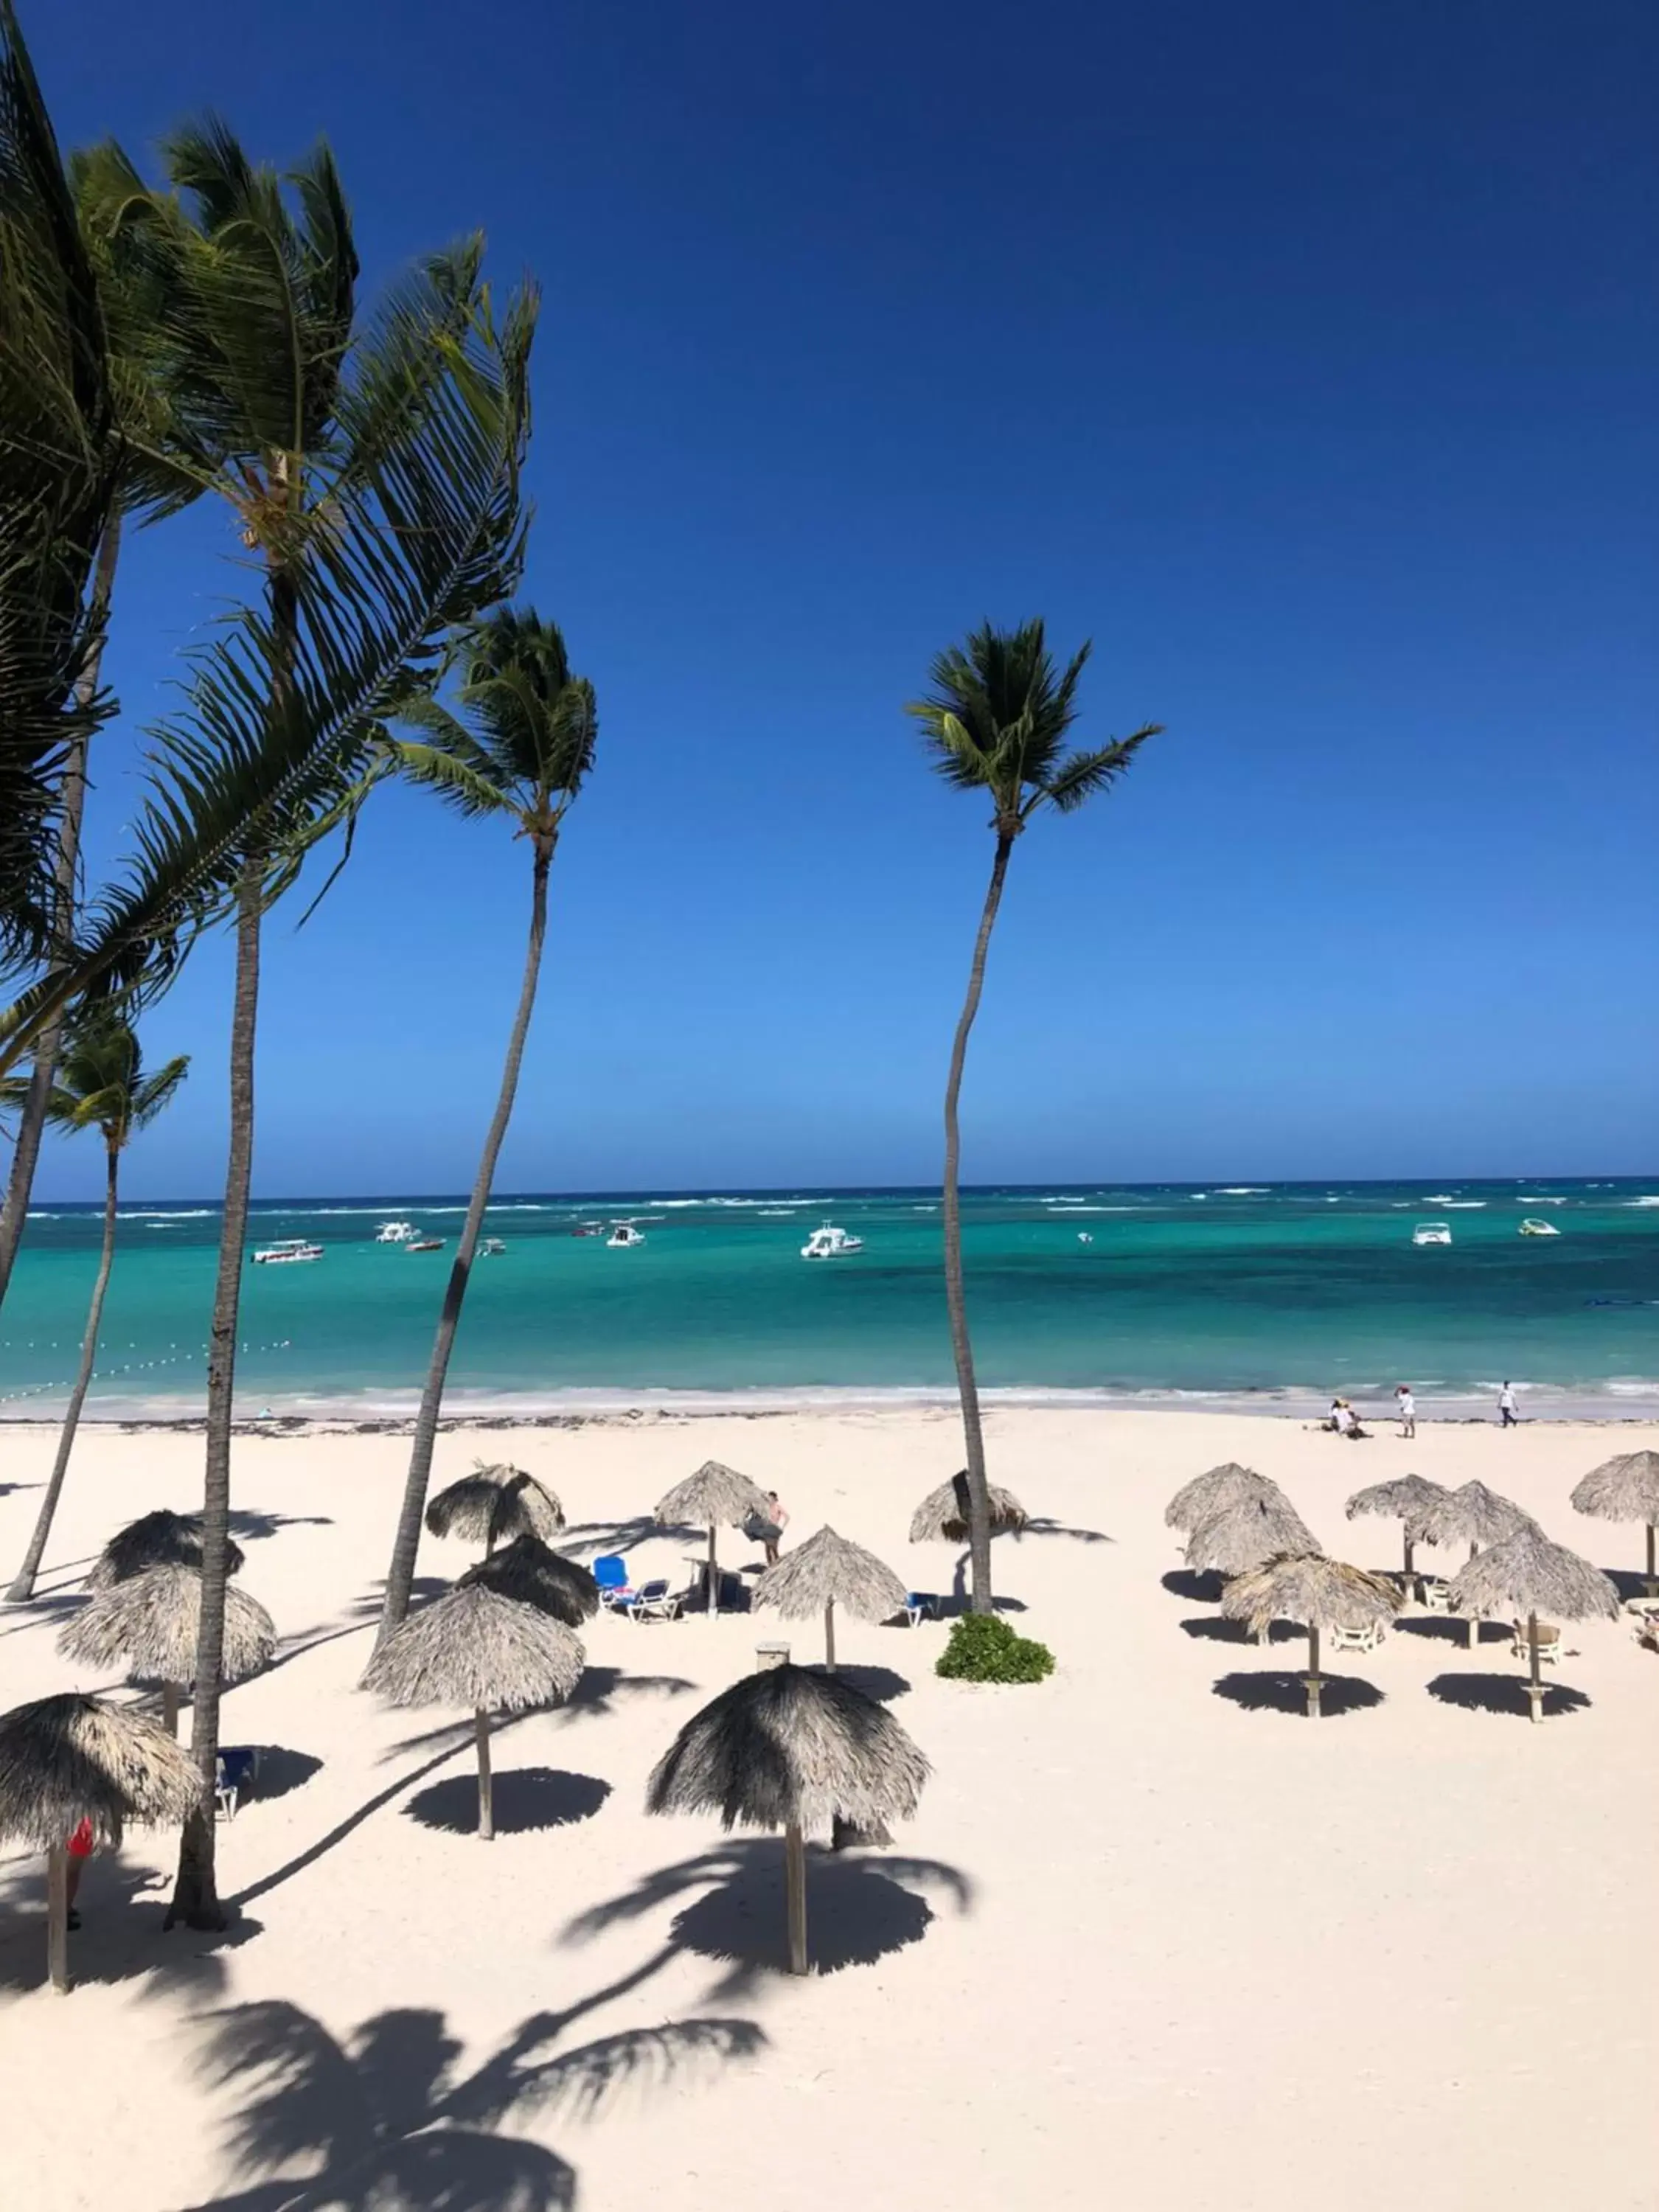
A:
707;1525;718;1619
476;1708;495;1839
1306;1625;1322;1719
1646;1521;1657;1597
46;1844;69;1994
824;1599;836;1672
784;1822;808;1975
1527;1612;1544;1727
161;1683;180;1737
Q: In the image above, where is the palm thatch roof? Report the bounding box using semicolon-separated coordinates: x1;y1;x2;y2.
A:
0;1692;203;1851
1571;1450;1659;1525
86;1509;245;1590
1185;1491;1318;1576
425;1464;565;1546
647;1663;928;1837
1164;1464;1279;1534
754;1526;908;1625
361;1583;584;1713
655;1460;772;1531
1221;1554;1399;1638
1448;1527;1621;1623
908;1472;1029;1545
58;1564;276;1688
459;1534;599;1627
1416;1481;1538;1551
1344;1475;1450;1537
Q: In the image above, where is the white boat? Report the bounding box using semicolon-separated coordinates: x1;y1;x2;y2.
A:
1518;1217;1560;1237
1077;1231;1093;1245
406;1237;445;1253
480;1237;506;1256
251;1237;324;1265
1412;1222;1453;1247
801;1223;863;1259
607;1224;646;1249
375;1220;418;1244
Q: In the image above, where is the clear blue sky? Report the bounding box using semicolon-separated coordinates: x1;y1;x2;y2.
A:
24;0;1659;1198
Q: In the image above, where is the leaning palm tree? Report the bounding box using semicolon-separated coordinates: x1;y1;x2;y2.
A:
72;128;537;1934
908;621;1160;1611
3;1014;187;1600
0;114;209;1312
375;610;597;1641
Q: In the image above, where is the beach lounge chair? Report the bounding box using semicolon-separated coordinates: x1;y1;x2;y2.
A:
1512;1620;1561;1663
215;1747;260;1821
592;1556;632;1608
902;1592;939;1627
1328;1621;1385;1655
620;1578;682;1623
1419;1577;1453;1613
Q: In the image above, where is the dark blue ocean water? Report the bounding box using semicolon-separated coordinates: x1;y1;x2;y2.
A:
3;1180;1657;1419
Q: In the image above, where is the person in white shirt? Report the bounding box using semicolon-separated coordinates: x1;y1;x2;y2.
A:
1498;1381;1517;1428
1396;1385;1416;1439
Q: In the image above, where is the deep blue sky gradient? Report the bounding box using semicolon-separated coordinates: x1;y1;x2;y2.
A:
22;0;1659;1197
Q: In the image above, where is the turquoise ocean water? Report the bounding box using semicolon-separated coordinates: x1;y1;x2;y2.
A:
3;1180;1658;1421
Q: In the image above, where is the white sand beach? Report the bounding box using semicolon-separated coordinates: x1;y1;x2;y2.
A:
1;1406;1654;2212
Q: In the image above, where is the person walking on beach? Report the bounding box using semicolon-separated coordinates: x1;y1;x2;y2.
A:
762;1492;789;1567
1498;1380;1518;1428
1396;1385;1416;1439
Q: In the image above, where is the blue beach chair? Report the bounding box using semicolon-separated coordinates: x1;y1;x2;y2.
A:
592;1555;631;1607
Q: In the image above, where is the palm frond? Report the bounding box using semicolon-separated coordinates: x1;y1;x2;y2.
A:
377;737;514;818
1030;725;1161;815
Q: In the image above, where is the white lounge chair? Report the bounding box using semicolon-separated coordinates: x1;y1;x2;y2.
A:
1419;1577;1453;1613
1512;1620;1561;1663
621;1578;682;1623
1328;1621;1385;1655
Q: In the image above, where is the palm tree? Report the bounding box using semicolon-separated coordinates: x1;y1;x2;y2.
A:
907;620;1160;1610
1;1014;187;1601
375;609;597;1643
67;127;536;1932
0;68;211;1313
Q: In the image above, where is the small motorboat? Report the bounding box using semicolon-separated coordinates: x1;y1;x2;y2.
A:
1412;1222;1453;1247
479;1237;506;1256
607;1223;646;1249
1077;1231;1093;1244
252;1237;324;1265
571;1225;605;1238
375;1220;418;1245
1518;1217;1560;1237
801;1223;863;1259
406;1237;445;1253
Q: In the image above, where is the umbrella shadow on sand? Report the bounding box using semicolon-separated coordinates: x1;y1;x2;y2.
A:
1427;1673;1592;1719
1212;1671;1385;1719
1181;1616;1304;1645
404;1767;611;1837
563;1839;972;1999
0;1854;262;1996
1395;1618;1513;1646
1161;1569;1225;1604
829;1664;911;1703
166;1983;765;2212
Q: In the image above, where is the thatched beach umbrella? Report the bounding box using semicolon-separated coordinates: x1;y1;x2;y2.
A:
655;1461;772;1619
1416;1481;1540;1644
361;1583;584;1838
58;1564;276;1735
1344;1475;1450;1579
647;1662;929;1975
909;1470;1028;1545
1571;1450;1659;1594
754;1526;908;1670
459;1534;599;1628
1221;1554;1399;1717
425;1464;566;1556
86;1509;246;1591
0;1691;201;1992
1185;1491;1318;1578
1164;1464;1279;1535
1448;1528;1619;1724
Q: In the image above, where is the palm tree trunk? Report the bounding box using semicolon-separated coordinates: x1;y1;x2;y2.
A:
167;862;262;1931
377;843;553;1644
4;1141;120;1601
476;1708;494;1840
941;832;1013;1613
0;515;121;1313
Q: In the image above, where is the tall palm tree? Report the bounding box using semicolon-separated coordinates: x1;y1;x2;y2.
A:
0;73;212;1312
47;126;537;1933
374;608;597;1643
907;620;1160;1610
1;1014;187;1601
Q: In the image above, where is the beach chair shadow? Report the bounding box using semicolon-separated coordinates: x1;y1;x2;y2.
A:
1211;1669;1384;1718
1427;1672;1592;1719
404;1767;611;1837
1396;1618;1512;1646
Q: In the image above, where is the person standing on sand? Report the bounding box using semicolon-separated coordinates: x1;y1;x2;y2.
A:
1498;1380;1518;1428
1396;1385;1416;1439
763;1492;789;1567
66;1818;93;1931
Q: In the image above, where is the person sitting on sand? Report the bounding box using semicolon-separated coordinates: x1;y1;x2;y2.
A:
1324;1398;1345;1433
